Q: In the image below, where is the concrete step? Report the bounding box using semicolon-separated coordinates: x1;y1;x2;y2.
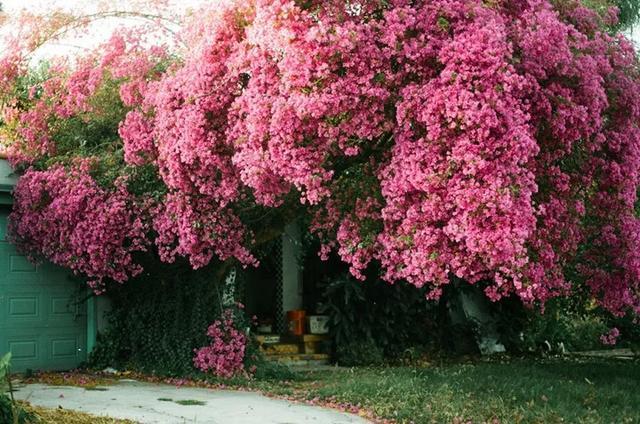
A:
255;335;282;344
264;353;330;367
256;334;331;355
260;343;300;355
255;334;330;343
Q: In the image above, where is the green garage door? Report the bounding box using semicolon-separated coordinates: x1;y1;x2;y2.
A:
0;209;87;372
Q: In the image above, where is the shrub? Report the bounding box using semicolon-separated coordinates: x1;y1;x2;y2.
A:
336;338;385;367
89;261;294;380
495;297;614;353
321;272;436;365
193;307;249;379
89;260;223;375
1;353;36;424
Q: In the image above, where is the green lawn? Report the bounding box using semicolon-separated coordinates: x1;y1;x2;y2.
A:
23;357;640;423
251;358;640;423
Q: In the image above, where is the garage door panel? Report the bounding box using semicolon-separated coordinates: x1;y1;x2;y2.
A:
0;291;43;329
45;333;86;369
0;209;87;372
1;330;44;370
0;291;85;330
51;337;79;358
0;246;41;285
8;296;39;317
9;254;37;273
47;291;86;329
1;329;86;371
0;243;72;287
8;339;38;361
51;296;74;316
1;278;79;289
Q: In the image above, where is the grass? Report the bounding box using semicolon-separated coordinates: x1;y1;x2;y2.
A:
247;357;640;423
20;357;640;423
24;403;136;424
156;397;206;406
24;372;116;389
173;399;206;406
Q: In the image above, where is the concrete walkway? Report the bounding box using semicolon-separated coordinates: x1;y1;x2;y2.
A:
14;380;370;424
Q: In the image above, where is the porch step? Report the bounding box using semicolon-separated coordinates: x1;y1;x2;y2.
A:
255;334;330;343
264;353;330;367
261;343;299;355
255;334;331;355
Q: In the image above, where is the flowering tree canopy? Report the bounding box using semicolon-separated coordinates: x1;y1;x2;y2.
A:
1;0;639;316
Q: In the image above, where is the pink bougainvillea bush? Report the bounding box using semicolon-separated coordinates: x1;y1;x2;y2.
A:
600;327;621;345
193;308;248;378
1;0;640;317
8;161;150;292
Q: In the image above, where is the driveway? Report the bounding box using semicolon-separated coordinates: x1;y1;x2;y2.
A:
14;380;370;423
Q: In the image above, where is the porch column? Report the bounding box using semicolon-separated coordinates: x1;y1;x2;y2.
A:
280;222;302;331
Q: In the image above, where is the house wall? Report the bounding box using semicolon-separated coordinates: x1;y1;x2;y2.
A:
0;159;17;192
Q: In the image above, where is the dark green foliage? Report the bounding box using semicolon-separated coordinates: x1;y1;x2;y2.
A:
335;338;385;367
578;0;640;29
0;395;31;424
321;273;436;366
89;258;296;380
173;399;206;406
250;359;297;381
614;0;640;28
494;294;640;354
4;62;50;115
52;75;126;157
1;353;36;424
503;304;607;353
608;314;640;351
89;259;223;375
123;163;166;199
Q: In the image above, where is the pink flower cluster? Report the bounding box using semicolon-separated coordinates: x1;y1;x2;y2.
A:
600;327;620;346
8;163;150;291
377;4;538;301
302;0;640;315
153;193;256;269
193;309;247;379
117;5;259;268
3;0;640;316
6;30;167;167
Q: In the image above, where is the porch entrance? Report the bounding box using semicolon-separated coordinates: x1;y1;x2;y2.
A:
241;223;331;366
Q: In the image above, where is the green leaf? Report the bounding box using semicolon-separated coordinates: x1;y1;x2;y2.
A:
0;352;11;394
0;352;11;371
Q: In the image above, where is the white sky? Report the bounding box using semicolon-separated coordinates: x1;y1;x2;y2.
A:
1;0;639;58
1;0;209;59
627;27;640;46
1;0;207;13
